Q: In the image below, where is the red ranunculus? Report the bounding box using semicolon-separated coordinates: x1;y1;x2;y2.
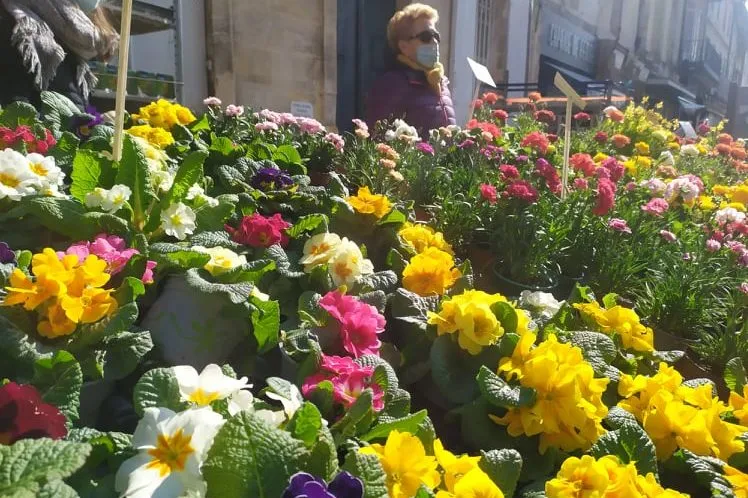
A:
574;112;591;121
504;180;539;203
592;178;617;216
534;109;556;124
226;213;291;248
483;92;499;104
594;131;608;143
480;183;498;204
492;109;509;121
717;133;733;145
570;153;596;177
520;131;550;155
0;383;67;444
499;164;520;180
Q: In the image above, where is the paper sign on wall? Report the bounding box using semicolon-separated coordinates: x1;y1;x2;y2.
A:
467;57;496;88
290;101;314;118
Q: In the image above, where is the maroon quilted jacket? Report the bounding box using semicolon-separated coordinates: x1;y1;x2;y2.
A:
366;64;456;134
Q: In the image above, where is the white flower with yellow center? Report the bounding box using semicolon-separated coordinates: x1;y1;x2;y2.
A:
152;169;175;193
328;237;374;287
85;187;107;208
26;153;63;188
115;407;224;498
161;202;196;240
681;144;699;157
101;184;132;213
0;148;40;200
192;246;247;276
186;184;205;200
173;364;251;407
299;232;342;272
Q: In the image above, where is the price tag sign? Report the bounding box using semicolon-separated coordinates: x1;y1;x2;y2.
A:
290;101;314;118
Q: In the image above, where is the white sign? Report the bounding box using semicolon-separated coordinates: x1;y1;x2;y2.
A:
679;121;698;139
466;57;496;88
290;101;314;118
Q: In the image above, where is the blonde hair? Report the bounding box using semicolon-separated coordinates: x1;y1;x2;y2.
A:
387;3;439;53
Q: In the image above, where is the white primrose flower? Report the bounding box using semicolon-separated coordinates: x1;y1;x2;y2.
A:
186;183;205;200
192;246;247;276
26;153;64;188
101;184;132;213
85;187;107;208
519;291;564;320
328;237;374;287
0;148;41;200
250;286;270;302
114;407;224;498
160;202;196;240
173;364;251;407
299;232;342;273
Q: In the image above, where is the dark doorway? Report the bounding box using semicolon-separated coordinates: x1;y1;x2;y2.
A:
337;0;397;132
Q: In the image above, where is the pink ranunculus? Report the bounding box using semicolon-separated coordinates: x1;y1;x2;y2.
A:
660;230;677;243
324;132;345;152
203;96;222;106
352;118;368;132
573;178;589;190
499;164;519;180
574;112;591;121
520;131;550;155
727;241;747;254
225;104;245;117
593;178;617;216
739;282;748;294
493;109;509;121
505;180;539;203
480;184;498;205
601;157;625;182
608;218;632;234
416;142;435;155
535;158;562;194
458;139;476;149
739;249;748;267
641;178;667;196
570;153;596;177
255;121;279;132
706;239;722;252
594;131;609;143
297;117;326;135
625;181;638;192
226;213;291;248
641;198;669;217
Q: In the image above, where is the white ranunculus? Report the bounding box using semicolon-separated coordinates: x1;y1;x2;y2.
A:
680;144;699;157
160;202;196;240
659;151;674;166
173;364;251;407
714;207;746;225
115;407;224;498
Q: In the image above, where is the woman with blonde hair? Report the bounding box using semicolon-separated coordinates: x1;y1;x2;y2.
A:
0;0;119;110
366;3;456;134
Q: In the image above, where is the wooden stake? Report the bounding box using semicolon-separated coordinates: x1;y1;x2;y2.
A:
553;73;586;200
112;0;135;162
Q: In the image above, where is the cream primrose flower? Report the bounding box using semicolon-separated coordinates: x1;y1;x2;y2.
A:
0;148;40;200
226;385;304;427
85;187;107;208
519;290;564;320
300;232;342;272
328;237;374;287
161;202;196;240
186;184;219;208
173;364;251;406
192;246;247;276
114;407;224;498
101;184;132;213
26;153;64;188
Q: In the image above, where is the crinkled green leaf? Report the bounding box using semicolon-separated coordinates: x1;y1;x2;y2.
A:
287;214;328;238
0;315;41;378
568;331;620;381
195;195;236;232
166;151;208;204
431;335;480;405
48;132;80;170
0;101;37;127
32;351;82;424
390;289;440;330
355;271;398;293
202;411;309;498
491;302;518;335
115;135;154;228
362;410;428;441
479;449;522;497
133;367;186;416
477;365;536;409
264;245;304;278
252;299;281;354
101;331;153;380
591;423;658;479
377;209;407;226
287;402;323;448
605;406;639;429
184;268;254;305
725;358;747;393
342;450;389;498
70;150;103;202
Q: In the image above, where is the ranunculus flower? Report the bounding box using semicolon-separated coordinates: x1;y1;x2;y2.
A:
535;158;562;194
594;131;608;143
416;142;435;155
608;218;631;234
226;213;291;248
482;92;499;104
611;134;631;149
225;104;245;117
505;180;539;203
593;178;617;216
480;183;498;204
660;230;677;243
603;106;624;122
718;133;733;145
706;239;722;252
472;99;484;109
600;157;625;182
255;121;279;132
534;109;556;124
203;96;222;106
493;109;509;121
520;131;550;155
698;122;711;135
573;112;591;121
324;132;345;152
0;382;67;444
283;471;364;498
466;120;501;139
528;91;542;102
573;178;589;190
641;198;669;217
499;164;519;180
570;153;596;177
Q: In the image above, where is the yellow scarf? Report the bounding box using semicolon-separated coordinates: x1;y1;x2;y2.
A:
397;54;444;94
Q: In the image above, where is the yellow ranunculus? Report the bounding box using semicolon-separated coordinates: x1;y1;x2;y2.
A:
668;141;681;151
399;223;454;255
721;201;747;212
491;335;609;453
635;141;651;155
359;431;440;498
713;185;732;196
729;185;748;204
346;186;393;219
592;152;609;163
698;195;717;210
402;248;461;296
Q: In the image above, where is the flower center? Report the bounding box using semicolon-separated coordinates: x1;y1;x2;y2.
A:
80;295;92;307
170;214;183;226
146;429;195;477
311;243;330;256
188;388;220;406
334;262;353;280
0;173;20;188
30;163;48;176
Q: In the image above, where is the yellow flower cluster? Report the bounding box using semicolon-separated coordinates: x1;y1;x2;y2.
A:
427;290;531;355
574;301;654;352
127;124;175;149
713;184;748;209
730;386;748;426
132;99;196;130
359;431;504;498
546;455;688;498
3;249;118;338
399;223;454;255
346;186;393;219
491;334;609;453
402;247;461;296
725;465;748;498
618;363;747;460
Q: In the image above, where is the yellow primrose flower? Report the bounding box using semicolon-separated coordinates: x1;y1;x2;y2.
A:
624;159;637;175
127;124;175;149
697;144;708;154
574;301;654;352
37;300;77;338
725;465;748;498
635;141;651;155
491;335;609;453
359;430;440;498
636;472;690;498
668;141;681;151
652;129;669;143
346;186;393;219
449;468;504;498
399;223;454;255
59;286;117;324
3;268;63;311
300;232;343;272
132;99;196;130
433;439;481;493
402;248;461;297
729;386;748;426
637;156;653;170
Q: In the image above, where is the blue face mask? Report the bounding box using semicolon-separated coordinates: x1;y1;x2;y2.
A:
416;43;439;68
74;0;101;13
